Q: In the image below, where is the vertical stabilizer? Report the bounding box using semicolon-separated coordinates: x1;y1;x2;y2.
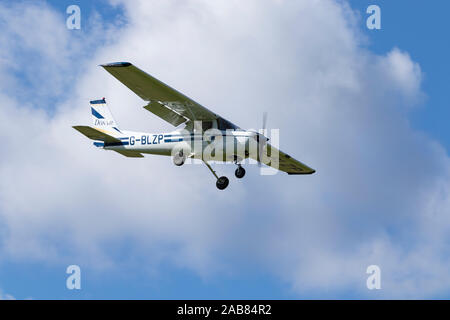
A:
90;98;121;133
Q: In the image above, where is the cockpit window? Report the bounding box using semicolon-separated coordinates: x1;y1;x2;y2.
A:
202;121;213;131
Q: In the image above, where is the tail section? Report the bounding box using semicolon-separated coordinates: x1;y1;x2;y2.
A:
73;125;121;143
90;98;121;133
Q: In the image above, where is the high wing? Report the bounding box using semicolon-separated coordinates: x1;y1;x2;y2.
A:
101;62;238;129
254;143;316;175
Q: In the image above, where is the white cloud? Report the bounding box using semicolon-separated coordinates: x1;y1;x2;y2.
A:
0;0;449;298
379;48;424;104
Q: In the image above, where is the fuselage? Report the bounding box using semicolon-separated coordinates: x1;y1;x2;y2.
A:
97;129;256;162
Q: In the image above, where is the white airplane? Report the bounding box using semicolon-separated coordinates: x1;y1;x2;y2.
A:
73;62;315;190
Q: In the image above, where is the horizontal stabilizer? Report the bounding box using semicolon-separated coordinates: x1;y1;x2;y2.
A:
113;150;144;158
72;125;120;143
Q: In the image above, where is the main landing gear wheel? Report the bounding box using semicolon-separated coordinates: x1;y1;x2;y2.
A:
173;150;186;166
235;166;246;179
216;176;229;190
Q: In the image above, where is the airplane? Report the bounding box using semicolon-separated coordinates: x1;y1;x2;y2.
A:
73;62;315;190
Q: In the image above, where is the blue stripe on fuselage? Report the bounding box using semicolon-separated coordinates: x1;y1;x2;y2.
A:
164;138;184;143
104;141;130;146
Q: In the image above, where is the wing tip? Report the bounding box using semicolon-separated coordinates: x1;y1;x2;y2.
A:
100;62;132;68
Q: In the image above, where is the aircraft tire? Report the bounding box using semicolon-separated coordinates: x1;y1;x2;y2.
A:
235;167;245;179
216;176;229;190
173;150;186;166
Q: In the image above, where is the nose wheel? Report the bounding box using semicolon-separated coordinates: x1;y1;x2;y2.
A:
235;165;245;179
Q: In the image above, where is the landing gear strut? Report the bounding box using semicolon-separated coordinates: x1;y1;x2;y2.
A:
235;165;245;179
203;160;229;190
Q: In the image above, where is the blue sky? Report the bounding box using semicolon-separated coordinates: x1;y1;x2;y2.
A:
0;0;450;300
348;0;450;152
